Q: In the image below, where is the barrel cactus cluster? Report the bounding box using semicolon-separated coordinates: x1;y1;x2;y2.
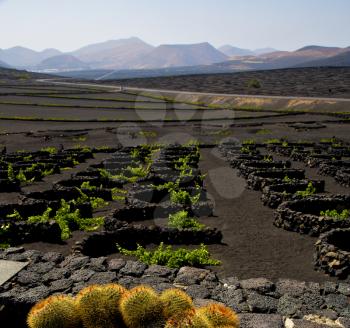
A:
27;284;239;328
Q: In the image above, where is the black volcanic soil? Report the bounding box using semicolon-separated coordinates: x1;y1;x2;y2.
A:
201;148;331;282
0;78;350;283
106;67;350;98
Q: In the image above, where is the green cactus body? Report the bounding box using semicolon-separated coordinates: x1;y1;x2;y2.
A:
197;303;240;328
120;285;165;328
27;295;81;328
76;284;127;328
160;288;194;319
164;308;212;328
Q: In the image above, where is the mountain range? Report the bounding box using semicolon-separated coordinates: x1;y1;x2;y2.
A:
218;45;277;57
0;37;349;77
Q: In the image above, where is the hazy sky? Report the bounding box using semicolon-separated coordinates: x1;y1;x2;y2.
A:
0;0;349;52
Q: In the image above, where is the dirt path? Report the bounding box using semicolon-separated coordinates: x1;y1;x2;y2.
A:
199;148;336;282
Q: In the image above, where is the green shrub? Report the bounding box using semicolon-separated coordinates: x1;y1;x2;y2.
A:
240;146;252;154
264;138;282;144
6;209;22;220
111;187;127;201
41;146;57;154
283;175;293;183
42;168;55;177
247;79;261;89
295;182;316;198
152;181;178;192
175;155;194;178
16;169;30;183
27;200;104;240
263;155;273;163
73;188;108;210
80;181;97;191
242;139;255;145
73;136;87;142
168;211;205;231
320;209;350;220
139;131;157;138
0;223;11;248
131;148;141;160
126;165;150;178
117;243;221;268
170;189;200;205
256;129;271;135
153;179;200;205
7;163;15;181
98;168;111;179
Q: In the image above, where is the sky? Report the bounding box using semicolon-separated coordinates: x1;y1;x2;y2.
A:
0;0;349;52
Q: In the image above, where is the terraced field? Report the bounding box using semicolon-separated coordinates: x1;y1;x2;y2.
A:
1;75;350;328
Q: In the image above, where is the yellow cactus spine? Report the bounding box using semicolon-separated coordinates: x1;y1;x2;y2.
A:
197;303;240;328
76;283;127;328
27;295;81;328
120;285;165;328
160;288;194;319
164;308;212;328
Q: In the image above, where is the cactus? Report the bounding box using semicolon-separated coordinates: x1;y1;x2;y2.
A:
160;288;194;319
164;308;212;328
120;285;165;328
27;284;239;328
197;303;239;327
76;284;126;328
27;295;80;328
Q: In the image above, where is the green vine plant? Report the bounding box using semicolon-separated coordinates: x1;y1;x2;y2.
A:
111;187;127;201
0;223;11;248
6;209;22;221
73;188;109;210
7;163;16;181
170;188;201;205
98;164;150;184
131;144;161;164
72;145;92;154
263;155;273;163
295;182;316;198
283;175;293;183
242;139;256;145
80;181;97;191
126;164;150;178
264;138;282;144
80;181;126;202
175;154;196;178
117;243;220;268
240;146;253;155
168;210;205;231
6;162;58;184
16;169;35;183
40;146;57;155
320;209;350;220
15;200;104;240
153;179;201;205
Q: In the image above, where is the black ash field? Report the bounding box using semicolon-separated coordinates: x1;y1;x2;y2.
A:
1;67;350;327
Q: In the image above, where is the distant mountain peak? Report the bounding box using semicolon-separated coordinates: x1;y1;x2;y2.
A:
219;45;254;57
1;39;349;73
0;59;11;68
254;48;278;55
296;45;340;52
129;42;228;69
36;54;89;71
